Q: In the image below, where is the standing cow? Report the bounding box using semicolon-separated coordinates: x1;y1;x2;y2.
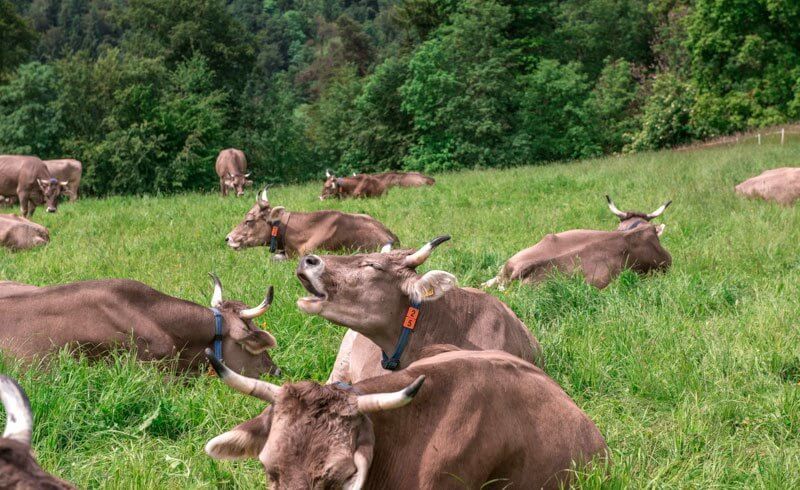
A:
0;214;50;251
320;171;387;200
0;155;67;217
1;376;75;489
44;159;82;202
215;149;253;197
226;187;397;259
205;346;608;489
295;236;542;383
0;275;280;378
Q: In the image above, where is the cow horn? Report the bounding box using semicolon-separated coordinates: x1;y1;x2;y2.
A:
258;186;269;205
380;242;393;253
239;286;274;320
326;169;332;178
403;236;451;268
357;375;425;413
0;376;33;446
209;273;223;308
646;200;672;220
605;195;628;219
244;172;251;178
205;349;281;402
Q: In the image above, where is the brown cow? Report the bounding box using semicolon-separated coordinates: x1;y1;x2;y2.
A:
735;167;800;206
205;346;608;489
0;275;280;377
44;159;82;202
0;214;49;251
0;281;41;298
215;149;253;197
295;236;542;384
1;376;76;489
371;171;435;188
483;196;672;290
320;171;387;200
0;155;68;217
226;188;398;260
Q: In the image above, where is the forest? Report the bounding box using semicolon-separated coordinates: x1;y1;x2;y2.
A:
1;0;798;195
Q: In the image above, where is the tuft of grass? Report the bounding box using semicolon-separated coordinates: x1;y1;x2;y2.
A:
2;142;800;487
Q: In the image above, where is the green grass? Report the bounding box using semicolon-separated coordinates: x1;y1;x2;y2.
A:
2;142;799;488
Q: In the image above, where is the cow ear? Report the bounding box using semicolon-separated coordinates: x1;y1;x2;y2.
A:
405;270;457;303
268;206;285;222
206;410;273;460
238;329;277;354
656;224;666;236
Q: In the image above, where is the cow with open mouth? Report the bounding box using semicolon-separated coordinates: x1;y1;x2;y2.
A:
483;196;673;290
204;345;608;489
295;235;542;384
1;376;76;489
215;148;253;197
319;171;387;200
0;155;68;217
0;275;280;378
226;187;398;259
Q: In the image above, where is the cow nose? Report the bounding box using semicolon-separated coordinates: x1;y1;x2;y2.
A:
224;236;229;242
302;255;321;268
46;207;56;213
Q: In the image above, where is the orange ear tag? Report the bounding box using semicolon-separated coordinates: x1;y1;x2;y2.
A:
271;226;279;237
423;287;435;298
402;306;420;329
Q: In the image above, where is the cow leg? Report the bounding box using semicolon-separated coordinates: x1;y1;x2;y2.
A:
220;180;227;196
327;329;358;384
18;193;32;218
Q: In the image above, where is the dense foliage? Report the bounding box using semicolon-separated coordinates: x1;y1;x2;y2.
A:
1;0;798;195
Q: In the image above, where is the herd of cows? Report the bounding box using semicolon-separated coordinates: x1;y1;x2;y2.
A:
1;148;799;488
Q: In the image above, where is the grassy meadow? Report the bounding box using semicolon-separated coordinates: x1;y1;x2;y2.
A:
1;142;799;488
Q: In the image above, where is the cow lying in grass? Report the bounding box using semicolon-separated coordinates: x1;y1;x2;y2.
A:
1;376;75;489
204;346;608;489
226;187;397;259
735;167;800;206
319;171;387;200
483;196;672;290
0;214;49;251
295;236;542;383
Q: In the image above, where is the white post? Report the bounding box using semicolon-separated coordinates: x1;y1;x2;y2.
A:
781;128;785;145
758;133;761;145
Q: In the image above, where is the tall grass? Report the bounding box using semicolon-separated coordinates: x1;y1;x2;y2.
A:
1;142;799;488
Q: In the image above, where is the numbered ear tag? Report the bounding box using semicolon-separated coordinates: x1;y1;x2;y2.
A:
271;226;279;237
402;306;420;329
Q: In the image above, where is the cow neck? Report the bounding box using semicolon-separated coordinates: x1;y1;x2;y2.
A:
269;212;291;254
380;300;422;371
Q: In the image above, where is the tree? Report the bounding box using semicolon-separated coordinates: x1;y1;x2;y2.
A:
0;0;37;79
0;62;62;156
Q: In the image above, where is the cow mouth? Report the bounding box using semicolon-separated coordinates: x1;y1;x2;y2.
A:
296;272;328;314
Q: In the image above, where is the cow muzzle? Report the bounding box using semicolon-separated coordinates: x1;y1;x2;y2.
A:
46;207;57;213
296;255;327;314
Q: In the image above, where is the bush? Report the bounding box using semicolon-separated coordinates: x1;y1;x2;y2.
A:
627;73;695;151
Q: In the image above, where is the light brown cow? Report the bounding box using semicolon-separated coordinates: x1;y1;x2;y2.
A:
483;196;672;290
44;159;82;202
295;236;542;384
0;214;49;251
735;167;800;206
226;188;398;260
1;376;76;489
205;346;608;489
0;155;68;217
215;149;253;197
0;281;41;298
371;171;435;188
0;275;280;377
320;171;387;200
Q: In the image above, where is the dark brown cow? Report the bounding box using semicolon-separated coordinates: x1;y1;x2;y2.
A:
0;155;67;217
226;188;397;260
1;376;76;489
215;149;253;197
735;167;800;206
371;171;435;188
295;236;542;384
205;346;608;489
44;159;82;202
320;171;387;200
0;275;280;377
483;196;672;290
0;214;49;251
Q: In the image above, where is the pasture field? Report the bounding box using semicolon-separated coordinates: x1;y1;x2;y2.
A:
1;142;799;489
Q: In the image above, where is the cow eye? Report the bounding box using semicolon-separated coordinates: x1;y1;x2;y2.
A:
361;262;383;270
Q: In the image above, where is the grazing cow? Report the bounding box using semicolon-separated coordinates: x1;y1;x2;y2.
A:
215;149;253;197
0;214;49;251
735;167;800;206
0;275;280;377
205;346;608;489
0;155;68;217
1;376;76;489
320;171;387;200
483;196;672;290
295;236;542;384
226;188;398;259
372;171;435;188
43;159;82;202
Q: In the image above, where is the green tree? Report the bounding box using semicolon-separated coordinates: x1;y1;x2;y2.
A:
0;0;37;79
0;62;62;156
627;72;695;151
586;58;640;153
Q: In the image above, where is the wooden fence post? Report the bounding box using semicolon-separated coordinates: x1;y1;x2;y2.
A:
758;133;761;145
781;128;785;145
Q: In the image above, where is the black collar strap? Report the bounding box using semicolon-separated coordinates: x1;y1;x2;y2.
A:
269;218;288;253
381;300;422;371
210;308;224;361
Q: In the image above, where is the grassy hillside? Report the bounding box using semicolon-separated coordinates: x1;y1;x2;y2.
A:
1;142;799;488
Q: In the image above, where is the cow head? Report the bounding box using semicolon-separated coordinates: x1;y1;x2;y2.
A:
320;170;342;200
224;172;254;197
226;188;273;250
295;236;457;346
208;274;280;377
606;195;671;236
204;351;424;489
36;178;68;213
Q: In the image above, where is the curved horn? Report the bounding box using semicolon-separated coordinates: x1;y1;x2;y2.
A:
258;186;269;204
205;349;281;402
646;200;672;220
326;169;332;178
403;236;451;268
357;375;425;413
0;376;33;446
59;181;69;187
239;286;274;320
244;172;251;178
209;273;223;308
605;195;628;219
